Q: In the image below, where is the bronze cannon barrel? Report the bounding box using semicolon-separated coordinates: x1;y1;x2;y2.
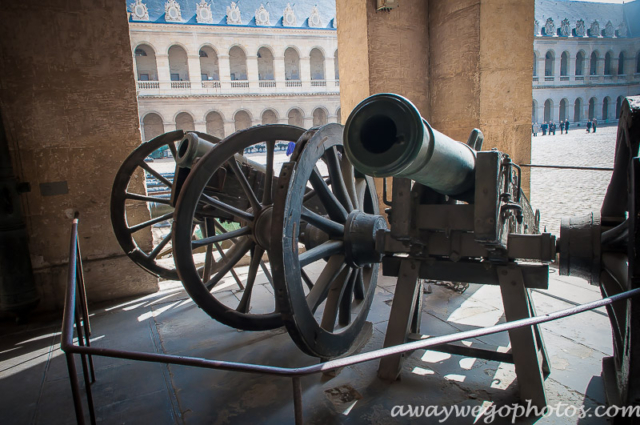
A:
344;93;476;196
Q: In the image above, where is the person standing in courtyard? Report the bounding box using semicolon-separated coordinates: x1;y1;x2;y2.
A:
551;122;556;135
534;122;540;136
592;118;597;133
565;120;569;133
560;121;564;134
542;121;547;136
586;120;592;133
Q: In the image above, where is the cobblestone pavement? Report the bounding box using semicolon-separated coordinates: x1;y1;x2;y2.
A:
530;125;617;236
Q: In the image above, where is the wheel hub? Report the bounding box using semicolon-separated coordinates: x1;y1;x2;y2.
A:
253;206;273;250
344;211;387;268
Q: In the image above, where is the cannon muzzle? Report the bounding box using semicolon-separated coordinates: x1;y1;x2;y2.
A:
176;132;216;169
344;93;477;196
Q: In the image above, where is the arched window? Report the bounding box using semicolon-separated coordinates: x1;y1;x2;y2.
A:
262;109;278;124
310;48;325;81
559;99;567;121
616;96;623;119
574;98;582;122
257;47;275;80
603;97;610;120
229;46;248;81
234;110;252;131
575;51;585;76
604;52;612;75
168;45;190;81
199;47;219;81
142;113;164;141
588;97;596;120
284;48;300;80
288;108;304;127
135;44;158;81
533;52;538;77
544;99;553;122
312;108;327;126
205;111;224;138
590;51;599;75
619;52;625;75
545;51;554;76
176;112;195;132
336;107;342;125
560;52;569;76
334;50;339;80
532;100;538;123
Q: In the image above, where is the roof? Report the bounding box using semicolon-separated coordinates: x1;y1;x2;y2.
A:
535;0;640;37
127;0;337;30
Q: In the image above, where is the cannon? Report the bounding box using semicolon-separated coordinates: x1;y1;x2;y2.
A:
110;94;639;415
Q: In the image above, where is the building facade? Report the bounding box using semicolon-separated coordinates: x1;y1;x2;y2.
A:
127;0;340;141
533;0;640;126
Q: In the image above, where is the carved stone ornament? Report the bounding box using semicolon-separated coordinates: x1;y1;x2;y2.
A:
165;0;182;22
590;20;600;37
283;3;296;26
129;0;149;21
604;21;615;38
575;19;586;37
618;22;628;38
255;4;271;26
544;18;555;36
308;6;322;28
227;2;242;24
560;18;570;37
196;0;213;23
534;20;539;36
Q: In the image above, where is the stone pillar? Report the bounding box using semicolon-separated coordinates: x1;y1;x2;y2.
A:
156;54;171;90
274;56;286;84
303;116;313;129
194;120;207;132
568;54;575;78
224;120;236;136
611;57;619;76
219;55;231;89
566;102;575;124
187;55;202;83
325;55;336;82
247;55;259;89
300;55;311;89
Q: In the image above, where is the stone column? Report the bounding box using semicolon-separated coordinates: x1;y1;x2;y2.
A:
187;55;202;83
247;55;259;90
194;120;207;132
224;120;236;136
325;55;336;82
218;55;231;89
303;116;313;129
300;55;311;89
568;54;575;79
611;57;619;76
274;56;286;85
156;54;171;90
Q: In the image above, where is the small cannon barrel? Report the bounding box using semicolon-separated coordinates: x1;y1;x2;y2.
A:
176;132;216;169
344;93;476;196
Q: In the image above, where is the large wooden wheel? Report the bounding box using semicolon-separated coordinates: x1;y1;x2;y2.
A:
271;123;386;358
172;125;305;331
111;130;220;280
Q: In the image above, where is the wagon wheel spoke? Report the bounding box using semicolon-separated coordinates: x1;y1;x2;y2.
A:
168;141;177;158
212;240;245;290
139;161;173;188
237;246;265;313
205;238;253;290
227;158;261;212
354;267;366;300
309;167;348;223
191;226;251;249
301;207;344;237
200;194;254;222
324;146;354;212
306;255;346;313
301;269;314;291
302;176;331;204
128;211;174;233
299;240;344;267
148;232;172;260
125;192;171;205
355;179;367;211
263;141;275;205
320;267;353;332
339;268;359;325
340;154;360;210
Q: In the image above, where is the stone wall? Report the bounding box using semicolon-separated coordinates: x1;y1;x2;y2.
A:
0;1;158;311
